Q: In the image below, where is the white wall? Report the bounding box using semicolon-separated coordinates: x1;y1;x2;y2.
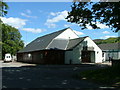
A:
65;43;83;64
102;52;106;62
65;37;103;64
65;51;73;64
118;52;120;59
83;37;103;63
104;51;120;61
55;28;79;39
91;52;95;63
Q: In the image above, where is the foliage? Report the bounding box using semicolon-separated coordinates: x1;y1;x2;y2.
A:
1;23;24;59
0;1;9;59
94;37;120;45
0;1;9;16
66;2;120;32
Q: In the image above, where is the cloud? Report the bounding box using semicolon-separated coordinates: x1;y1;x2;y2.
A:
97;23;109;29
45;10;68;28
21;13;37;18
86;25;93;29
100;35;117;39
64;23;78;28
87;22;109;30
102;31;110;34
45;23;56;28
26;9;31;14
49;12;62;16
0;17;27;29
64;24;72;28
48;10;68;23
50;12;57;16
73;30;84;36
22;28;46;33
20;9;37;18
0;17;45;34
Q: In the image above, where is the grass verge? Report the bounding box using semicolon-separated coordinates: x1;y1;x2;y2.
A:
74;66;120;87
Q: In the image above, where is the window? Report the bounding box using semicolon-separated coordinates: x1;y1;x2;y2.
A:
24;53;32;60
102;53;104;57
28;53;31;58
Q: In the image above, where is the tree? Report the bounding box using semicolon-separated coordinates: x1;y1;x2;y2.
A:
66;1;120;32
1;23;24;59
0;1;9;16
0;1;9;59
94;37;120;45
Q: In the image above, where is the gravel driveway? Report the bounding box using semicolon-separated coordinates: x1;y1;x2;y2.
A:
1;60;112;89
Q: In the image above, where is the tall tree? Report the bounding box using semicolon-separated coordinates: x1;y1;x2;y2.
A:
66;1;120;32
0;1;9;59
1;23;24;59
0;1;9;16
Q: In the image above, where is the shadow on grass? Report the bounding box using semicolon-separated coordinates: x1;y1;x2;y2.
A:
73;65;120;89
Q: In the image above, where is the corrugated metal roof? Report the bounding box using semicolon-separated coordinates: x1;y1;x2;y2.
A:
98;43;120;50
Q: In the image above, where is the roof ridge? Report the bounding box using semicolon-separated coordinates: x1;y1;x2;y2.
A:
37;28;69;39
69;36;88;40
98;42;120;45
42;28;70;49
66;36;86;50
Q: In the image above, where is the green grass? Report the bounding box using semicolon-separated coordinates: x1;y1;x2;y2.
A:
75;66;120;87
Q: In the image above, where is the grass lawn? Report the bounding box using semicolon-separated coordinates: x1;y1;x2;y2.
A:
74;66;120;87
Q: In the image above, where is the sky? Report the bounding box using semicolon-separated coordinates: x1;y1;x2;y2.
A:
1;2;119;46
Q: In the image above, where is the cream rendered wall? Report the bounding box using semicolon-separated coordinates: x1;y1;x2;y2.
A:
55;28;79;39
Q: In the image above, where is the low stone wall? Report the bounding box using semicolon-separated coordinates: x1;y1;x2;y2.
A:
112;59;120;67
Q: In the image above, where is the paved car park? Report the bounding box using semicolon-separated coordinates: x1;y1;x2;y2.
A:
0;60;113;89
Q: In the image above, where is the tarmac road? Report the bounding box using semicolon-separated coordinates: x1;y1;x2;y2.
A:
0;61;113;89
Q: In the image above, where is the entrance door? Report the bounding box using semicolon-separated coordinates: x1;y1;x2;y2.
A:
81;51;91;63
44;50;64;64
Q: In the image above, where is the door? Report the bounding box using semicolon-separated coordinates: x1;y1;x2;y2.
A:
81;51;91;63
44;50;64;64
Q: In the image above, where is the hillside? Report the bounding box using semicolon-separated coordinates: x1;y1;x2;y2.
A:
93;37;120;45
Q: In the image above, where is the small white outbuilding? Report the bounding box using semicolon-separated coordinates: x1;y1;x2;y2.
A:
98;43;120;62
